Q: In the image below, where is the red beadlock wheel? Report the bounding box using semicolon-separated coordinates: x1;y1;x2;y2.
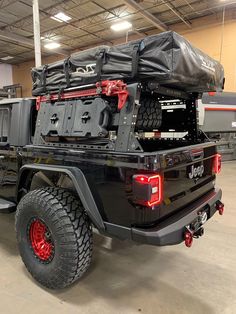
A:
29;219;54;261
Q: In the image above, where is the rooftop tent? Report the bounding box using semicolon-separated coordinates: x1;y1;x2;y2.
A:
31;31;224;96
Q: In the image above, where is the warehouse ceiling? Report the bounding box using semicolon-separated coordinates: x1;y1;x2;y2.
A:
0;0;235;64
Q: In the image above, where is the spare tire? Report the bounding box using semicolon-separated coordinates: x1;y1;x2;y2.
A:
136;96;162;131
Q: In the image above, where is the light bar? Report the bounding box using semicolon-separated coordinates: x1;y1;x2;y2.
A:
51;12;72;23
44;42;61;50
110;21;132;32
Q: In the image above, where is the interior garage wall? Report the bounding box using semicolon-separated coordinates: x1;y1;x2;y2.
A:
0;64;13;88
12;15;236;97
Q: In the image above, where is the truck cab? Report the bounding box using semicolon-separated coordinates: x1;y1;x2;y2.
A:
0;98;36;208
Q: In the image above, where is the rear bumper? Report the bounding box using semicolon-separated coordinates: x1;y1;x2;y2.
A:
103;188;222;246
131;188;222;246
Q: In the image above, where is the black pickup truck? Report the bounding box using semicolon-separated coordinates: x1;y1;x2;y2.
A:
0;31;225;289
0;86;223;289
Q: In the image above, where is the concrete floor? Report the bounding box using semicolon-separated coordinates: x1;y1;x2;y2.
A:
0;162;235;314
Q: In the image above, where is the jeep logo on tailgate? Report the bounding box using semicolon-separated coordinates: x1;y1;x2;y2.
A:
188;164;204;179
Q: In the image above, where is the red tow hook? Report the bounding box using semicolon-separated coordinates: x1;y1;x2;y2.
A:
216;201;224;215
184;227;204;247
184;230;193;248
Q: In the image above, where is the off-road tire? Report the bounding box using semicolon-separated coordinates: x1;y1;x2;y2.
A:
15;187;93;289
136;96;162;131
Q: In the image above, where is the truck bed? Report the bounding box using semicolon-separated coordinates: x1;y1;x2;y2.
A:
23;140;218;229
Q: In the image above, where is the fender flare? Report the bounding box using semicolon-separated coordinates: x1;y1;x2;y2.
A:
17;164;105;230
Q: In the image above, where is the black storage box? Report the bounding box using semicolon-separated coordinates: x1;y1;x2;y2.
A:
32;31;224;96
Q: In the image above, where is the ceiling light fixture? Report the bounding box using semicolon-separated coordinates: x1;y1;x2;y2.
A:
44;42;61;49
110;21;132;31
51;12;72;23
1;56;14;61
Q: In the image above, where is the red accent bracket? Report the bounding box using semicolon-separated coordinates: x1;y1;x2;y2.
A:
36;97;41;111
96;80;129;110
36;80;129;111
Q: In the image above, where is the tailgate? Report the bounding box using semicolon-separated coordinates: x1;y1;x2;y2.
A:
159;143;219;220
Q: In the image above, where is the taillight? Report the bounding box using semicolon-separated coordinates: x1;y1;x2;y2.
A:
213;154;222;174
132;174;163;207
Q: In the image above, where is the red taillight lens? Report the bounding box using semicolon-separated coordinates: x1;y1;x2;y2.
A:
133;174;163;207
213;154;222;174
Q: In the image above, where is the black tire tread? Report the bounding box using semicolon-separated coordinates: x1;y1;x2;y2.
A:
15;187;93;289
136;96;162;131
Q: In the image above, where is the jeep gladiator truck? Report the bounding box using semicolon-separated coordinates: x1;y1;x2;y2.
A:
0;83;223;289
0;32;225;289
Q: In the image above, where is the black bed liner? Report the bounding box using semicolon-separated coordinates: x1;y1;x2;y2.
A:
32;31;224;96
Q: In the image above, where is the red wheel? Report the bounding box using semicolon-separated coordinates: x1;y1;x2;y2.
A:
29;219;54;262
16;188;93;289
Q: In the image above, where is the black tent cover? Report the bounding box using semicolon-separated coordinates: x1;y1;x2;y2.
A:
31;31;225;96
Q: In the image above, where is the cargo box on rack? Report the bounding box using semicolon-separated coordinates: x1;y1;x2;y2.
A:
31;31;224;96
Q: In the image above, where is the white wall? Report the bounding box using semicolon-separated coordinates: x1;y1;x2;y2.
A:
0;64;13;88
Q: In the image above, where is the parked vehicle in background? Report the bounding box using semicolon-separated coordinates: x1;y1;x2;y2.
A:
198;92;236;161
